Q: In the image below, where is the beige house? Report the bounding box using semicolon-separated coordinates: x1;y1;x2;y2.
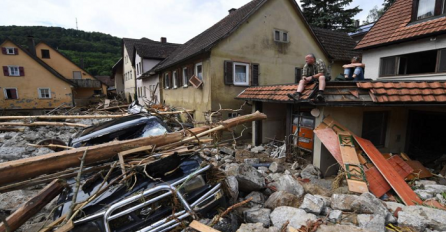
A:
151;0;349;122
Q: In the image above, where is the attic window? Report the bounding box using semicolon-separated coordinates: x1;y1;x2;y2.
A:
274;30;289;42
41;49;50;59
413;0;446;21
6;47;15;55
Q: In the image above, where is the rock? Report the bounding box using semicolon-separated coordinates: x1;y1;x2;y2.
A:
270;206;317;229
300;164;321;179
226;176;239;203
331;194;358;211
264;191;300;209
251;146;265;153
299;194;325;215
302;182;331;197
0;147;27;161
415;189;434;200
32;147;54;156
226;164;266;192
357;214;385;232
258;166;269;173
220;147;235;156
384;201;406;214
351;192;393;223
329;210;343;222
269;162;284;173
269;173;283;182
244;208;271;227
24;134;39;141
424;184;446;195
237;223;279;232
0;189;40;211
291;162;300;170
202;148;212;156
318;224;373;232
244;158;260;166
245;191;265;208
402;205;446;230
415;180;437;187
284;170;291;175
269;174;304;197
397;211;426;232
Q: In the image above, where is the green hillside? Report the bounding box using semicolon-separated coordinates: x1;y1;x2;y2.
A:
0;26;121;76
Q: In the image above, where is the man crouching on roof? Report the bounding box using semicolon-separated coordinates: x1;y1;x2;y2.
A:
288;53;328;101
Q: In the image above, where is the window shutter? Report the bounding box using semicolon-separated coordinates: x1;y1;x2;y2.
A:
19;67;25;76
2;66;9;76
10;89;17;99
14;48;18;55
1;47;6;54
224;60;233;85
295;67;302;83
252;64;259;86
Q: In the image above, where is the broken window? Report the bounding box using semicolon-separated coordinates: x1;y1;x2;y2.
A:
362;111;388;148
4;88;18;99
414;0;445;20
73;71;82;79
41;49;50;59
233;62;250;86
380;49;443;77
38;88;51;98
195;63;203;81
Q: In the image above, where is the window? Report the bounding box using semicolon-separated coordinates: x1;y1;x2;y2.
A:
195;63;203;80
8;66;20;76
139;62;143;75
41;49;50;59
73;71;82;79
173;71;178;88
164;73;170;89
130;70;132;79
6;47;15;55
182;67;188;87
4;88;18;99
274;30;289;42
380;49;446;77
136;64;139;75
414;0;446;21
38;88;51;99
362;111;388;147
233;62;250;86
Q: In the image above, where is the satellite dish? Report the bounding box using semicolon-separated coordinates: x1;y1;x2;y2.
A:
311;108;320;117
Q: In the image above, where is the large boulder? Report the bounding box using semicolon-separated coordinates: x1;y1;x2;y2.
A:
245;191;265;208
225;176;239;203
226;164;266;192
397;211;426;232
317;224;373;232
269;162;284;173
331;194;358;211
401;205;446;231
357;214;385;232
351;192;394;223
264;191;300;209
237;223;279;232
299;194;326;215
300;164;321;179
244;208;271;227
329;210;343;223
269;175;304;197
270;206;317;229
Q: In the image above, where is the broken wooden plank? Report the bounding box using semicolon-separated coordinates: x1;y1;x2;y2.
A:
364;166;391;198
0;114;128;121
190;220;221;232
386;155;414;179
314;128;343;166
354;136;422;206
338;131;368;193
97;104;129;111
118;145;153;176
315;115;351;133
0;127;24;132
406;160;433;179
0;112;266;186
0;179;67;232
0;122;88;128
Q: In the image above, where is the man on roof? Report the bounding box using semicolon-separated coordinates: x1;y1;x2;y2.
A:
288;54;329;101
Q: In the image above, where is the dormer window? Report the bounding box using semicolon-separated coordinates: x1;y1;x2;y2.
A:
413;0;446;21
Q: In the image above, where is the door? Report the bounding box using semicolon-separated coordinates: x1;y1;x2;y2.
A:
292;115;315;151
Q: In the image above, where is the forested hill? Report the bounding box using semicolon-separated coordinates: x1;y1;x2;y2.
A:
0;26;121;76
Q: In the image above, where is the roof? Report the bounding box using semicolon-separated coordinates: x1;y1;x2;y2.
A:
153;0;329;72
236;81;446;105
95;76;114;87
0;38;76;87
356;0;446;49
133;41;180;61
312;28;361;61
122;38;155;65
112;58;123;76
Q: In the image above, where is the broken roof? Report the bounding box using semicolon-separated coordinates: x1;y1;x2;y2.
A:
312;28;362;61
236;81;446;105
356;0;446;49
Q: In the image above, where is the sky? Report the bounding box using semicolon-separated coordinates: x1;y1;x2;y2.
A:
1;0;384;44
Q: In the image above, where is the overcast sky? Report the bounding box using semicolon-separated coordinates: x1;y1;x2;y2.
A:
1;0;383;44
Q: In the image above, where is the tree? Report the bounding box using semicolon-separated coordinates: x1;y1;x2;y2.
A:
362;6;385;24
383;0;396;11
301;0;362;32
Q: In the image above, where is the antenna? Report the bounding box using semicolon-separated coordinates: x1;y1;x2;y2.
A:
76;18;78;30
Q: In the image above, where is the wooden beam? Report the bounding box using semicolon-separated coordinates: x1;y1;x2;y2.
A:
189;220;221;232
0;114;128;121
0;122;88;128
0;179;66;232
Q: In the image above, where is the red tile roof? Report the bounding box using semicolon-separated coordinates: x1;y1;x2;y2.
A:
236;83;316;102
357;82;446;103
356;0;446;49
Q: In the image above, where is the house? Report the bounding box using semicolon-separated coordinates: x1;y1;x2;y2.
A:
0;38;75;113
34;40;108;106
356;0;446;81
134;38;180;104
150;0;351;122
237;81;446;176
112;58;124;97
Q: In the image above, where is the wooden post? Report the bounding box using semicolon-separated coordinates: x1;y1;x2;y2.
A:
0;179;66;232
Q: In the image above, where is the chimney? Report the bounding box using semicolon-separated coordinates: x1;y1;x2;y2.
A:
161;37;167;43
355;20;360;28
27;35;36;56
228;8;237;14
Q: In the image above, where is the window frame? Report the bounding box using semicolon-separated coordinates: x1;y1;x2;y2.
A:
73;71;82;79
172;71;178;88
4;88;18;99
195;63;203;81
41;49;50;59
5;47;15;55
412;0;446;21
164;73;170;89
232;62;250;86
8;66;20;76
273;29;289;43
38;88;51;99
182;67;188;87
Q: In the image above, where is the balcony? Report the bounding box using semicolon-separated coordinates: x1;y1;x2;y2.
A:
72;79;102;88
